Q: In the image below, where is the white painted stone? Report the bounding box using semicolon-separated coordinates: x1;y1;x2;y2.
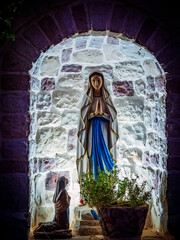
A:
30;93;37;111
37;112;61;126
135;79;146;95
56;154;75;170
84;65;113;83
36;127;67;156
147;132;160;151
120;123;146;146
103;44;125;61
57;74;83;89
114;98;144;122
36;206;54;224
30;77;41;91
53;89;82;109
122;147;143;164
73;49;103;64
116;61;144;81
143;59;162;76
36;92;51;109
41;56;60;76
61;110;79;127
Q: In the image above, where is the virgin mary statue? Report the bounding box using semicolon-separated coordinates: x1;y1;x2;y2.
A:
76;72;119;181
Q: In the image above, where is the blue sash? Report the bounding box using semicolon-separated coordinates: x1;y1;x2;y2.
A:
91;117;114;179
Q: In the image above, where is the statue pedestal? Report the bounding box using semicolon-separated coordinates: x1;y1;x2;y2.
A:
72;205;102;236
33;229;72;239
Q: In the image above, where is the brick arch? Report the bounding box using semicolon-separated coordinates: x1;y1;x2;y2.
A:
0;0;179;239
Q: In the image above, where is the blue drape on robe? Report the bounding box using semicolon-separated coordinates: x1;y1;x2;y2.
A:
91;116;114;179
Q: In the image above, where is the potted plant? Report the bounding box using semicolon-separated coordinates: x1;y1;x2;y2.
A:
80;166;151;240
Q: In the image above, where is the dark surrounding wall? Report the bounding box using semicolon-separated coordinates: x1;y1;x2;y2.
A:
0;0;180;239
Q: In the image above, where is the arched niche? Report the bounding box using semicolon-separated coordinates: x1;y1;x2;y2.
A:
28;33;167;234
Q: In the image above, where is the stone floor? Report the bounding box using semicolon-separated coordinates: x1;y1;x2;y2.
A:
29;228;168;240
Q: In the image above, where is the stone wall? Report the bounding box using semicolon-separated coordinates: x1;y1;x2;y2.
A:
29;34;167;232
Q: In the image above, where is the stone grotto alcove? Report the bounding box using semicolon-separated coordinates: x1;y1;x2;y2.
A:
28;33;167;233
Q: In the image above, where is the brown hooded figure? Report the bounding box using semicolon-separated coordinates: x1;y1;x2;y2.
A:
33;176;71;237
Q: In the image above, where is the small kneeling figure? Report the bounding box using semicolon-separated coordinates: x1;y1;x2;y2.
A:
33;176;71;238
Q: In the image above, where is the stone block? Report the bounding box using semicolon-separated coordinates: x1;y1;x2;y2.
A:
115;61;144;80
134;79;146;95
37;111;61;126
68;128;77;153
103;44;124;61
112;81;134;97
89;36;104;49
40;56;60;76
41;77;55;91
61;48;72;63
143;59;162;76
155;75;166;92
33;158;38;174
1;74;30;91
36;92;51;109
1;114;30;139
2;50;31;72
114;98;144;122
57;73;83;88
56;154;75;170
30;77;41;91
23;24;50;51
136;18;159;45
36;206;54;224
84;65;113;82
61;111;79;126
75;36;88;50
61;64;82;72
53;7;76;38
72;4;89;33
36;127;67;156
73;49;103;64
1;92;29;113
0;173;29;211
146;76;155;92
107;36;119;45
39;158;56;172
150;154;159;167
38;15;62;44
147;132;159;151
120;123;146;146
2;139;28;160
45;171;70;191
53;89;81;109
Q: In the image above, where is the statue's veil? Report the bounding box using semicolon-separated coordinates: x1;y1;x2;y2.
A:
76;72;119;179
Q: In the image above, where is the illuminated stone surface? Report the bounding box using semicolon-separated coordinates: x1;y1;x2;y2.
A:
29;35;167;233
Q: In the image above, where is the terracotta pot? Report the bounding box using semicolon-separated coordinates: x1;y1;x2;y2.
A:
97;204;149;240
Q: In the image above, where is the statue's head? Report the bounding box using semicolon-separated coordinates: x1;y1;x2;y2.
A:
89;72;104;90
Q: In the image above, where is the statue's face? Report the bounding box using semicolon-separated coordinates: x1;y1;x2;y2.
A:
91;74;103;90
